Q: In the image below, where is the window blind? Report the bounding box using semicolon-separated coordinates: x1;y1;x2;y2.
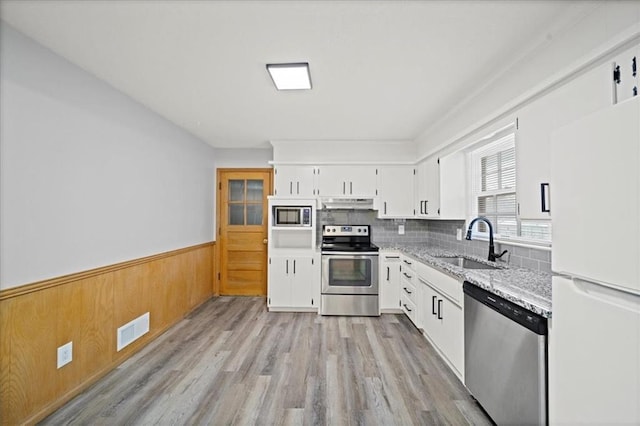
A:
470;134;517;237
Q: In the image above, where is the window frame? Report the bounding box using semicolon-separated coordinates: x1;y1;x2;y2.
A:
466;125;552;246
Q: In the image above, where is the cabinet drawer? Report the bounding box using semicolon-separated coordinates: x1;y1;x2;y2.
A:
401;293;417;325
401;256;416;272
400;279;417;304
417;262;462;304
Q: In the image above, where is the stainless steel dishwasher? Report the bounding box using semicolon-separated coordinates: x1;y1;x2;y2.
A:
463;282;548;425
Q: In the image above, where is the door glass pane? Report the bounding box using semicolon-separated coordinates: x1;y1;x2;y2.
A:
229;205;244;225
247;204;263;225
229;180;244;202
246;180;263;201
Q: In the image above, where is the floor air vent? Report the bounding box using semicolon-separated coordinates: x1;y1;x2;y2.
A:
117;312;150;351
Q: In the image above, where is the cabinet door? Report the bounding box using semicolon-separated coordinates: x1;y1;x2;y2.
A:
268;256;291;306
316;165;377;197
421;281;441;344
377;166;415;218
415;157;440;217
439;153;466;219
438;296;464;377
273;166;316;197
421;280;464;378
612;44;640;105
517;61;611;219
380;253;401;310
348;166;377;197
290;255;319;308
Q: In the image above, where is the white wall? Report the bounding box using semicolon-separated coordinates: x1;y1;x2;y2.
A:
0;24;217;289
415;1;640;157
271;140;415;163
214;148;272;168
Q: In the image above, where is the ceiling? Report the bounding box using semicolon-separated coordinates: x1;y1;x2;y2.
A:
0;1;596;149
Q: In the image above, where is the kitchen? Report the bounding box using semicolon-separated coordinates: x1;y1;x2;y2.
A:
1;1;639;425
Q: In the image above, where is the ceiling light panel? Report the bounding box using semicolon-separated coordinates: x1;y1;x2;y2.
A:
266;63;312;90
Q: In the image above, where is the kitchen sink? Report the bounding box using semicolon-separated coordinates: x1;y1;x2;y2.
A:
435;256;499;270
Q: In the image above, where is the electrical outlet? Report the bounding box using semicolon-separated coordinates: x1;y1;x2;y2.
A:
398;224;405;235
57;341;73;369
456;229;462;241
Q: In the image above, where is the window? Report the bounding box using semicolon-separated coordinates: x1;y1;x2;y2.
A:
468;129;551;242
470;133;517;237
228;179;264;225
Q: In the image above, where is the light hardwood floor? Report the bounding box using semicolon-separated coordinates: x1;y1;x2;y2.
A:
41;297;492;425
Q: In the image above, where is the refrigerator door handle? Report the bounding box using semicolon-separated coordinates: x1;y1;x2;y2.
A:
572;278;640;312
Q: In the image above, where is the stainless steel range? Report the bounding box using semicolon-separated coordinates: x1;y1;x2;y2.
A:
320;225;379;316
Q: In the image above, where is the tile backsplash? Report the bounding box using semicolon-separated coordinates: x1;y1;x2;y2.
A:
317;210;429;245
426;220;552;274
316;211;551;274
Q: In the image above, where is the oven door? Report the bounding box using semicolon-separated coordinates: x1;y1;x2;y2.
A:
321;253;379;295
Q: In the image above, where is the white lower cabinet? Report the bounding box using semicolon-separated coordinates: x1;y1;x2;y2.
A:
379;251;401;312
418;264;464;381
400;255;422;328
268;253;320;311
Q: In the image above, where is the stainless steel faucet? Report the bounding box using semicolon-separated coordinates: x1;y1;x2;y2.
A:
466;216;508;262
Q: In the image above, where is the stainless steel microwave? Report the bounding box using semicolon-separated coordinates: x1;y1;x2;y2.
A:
273;206;312;227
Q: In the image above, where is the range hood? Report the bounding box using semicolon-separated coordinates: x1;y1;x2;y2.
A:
320;197;375;210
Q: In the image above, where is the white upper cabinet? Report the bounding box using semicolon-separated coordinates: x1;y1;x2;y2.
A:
516;60;613;220
612;44;640;105
415;153;466;219
273;165;316;197
415;156;440;218
316;165;377;197
377;165;415;218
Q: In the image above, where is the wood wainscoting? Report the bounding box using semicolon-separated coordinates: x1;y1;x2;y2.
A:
0;242;216;425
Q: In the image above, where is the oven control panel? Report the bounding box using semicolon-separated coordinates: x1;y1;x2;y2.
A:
323;225;369;236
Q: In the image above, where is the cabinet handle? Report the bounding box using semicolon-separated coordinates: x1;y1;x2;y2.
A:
293;259;296;274
421;200;426;215
384;202;387;214
296;181;300;195
437;299;443;320
350;182;353;194
403;260;412;266
425;200;429;215
286;259;289;274
290;181;293;194
386;266;390;281
404;304;412;312
432;296;437;315
343;182;346;194
403;287;412;295
540;183;550;213
403;272;412;279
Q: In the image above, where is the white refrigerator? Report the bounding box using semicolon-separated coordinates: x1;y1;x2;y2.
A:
549;96;640;424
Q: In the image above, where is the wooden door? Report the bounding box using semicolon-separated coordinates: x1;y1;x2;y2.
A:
217;169;272;295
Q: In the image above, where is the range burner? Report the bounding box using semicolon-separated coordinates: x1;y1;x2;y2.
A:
321;225;379;254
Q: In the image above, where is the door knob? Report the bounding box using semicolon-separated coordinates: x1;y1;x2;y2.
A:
263;239;268;244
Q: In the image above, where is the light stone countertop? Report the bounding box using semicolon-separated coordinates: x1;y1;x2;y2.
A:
378;243;552;318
